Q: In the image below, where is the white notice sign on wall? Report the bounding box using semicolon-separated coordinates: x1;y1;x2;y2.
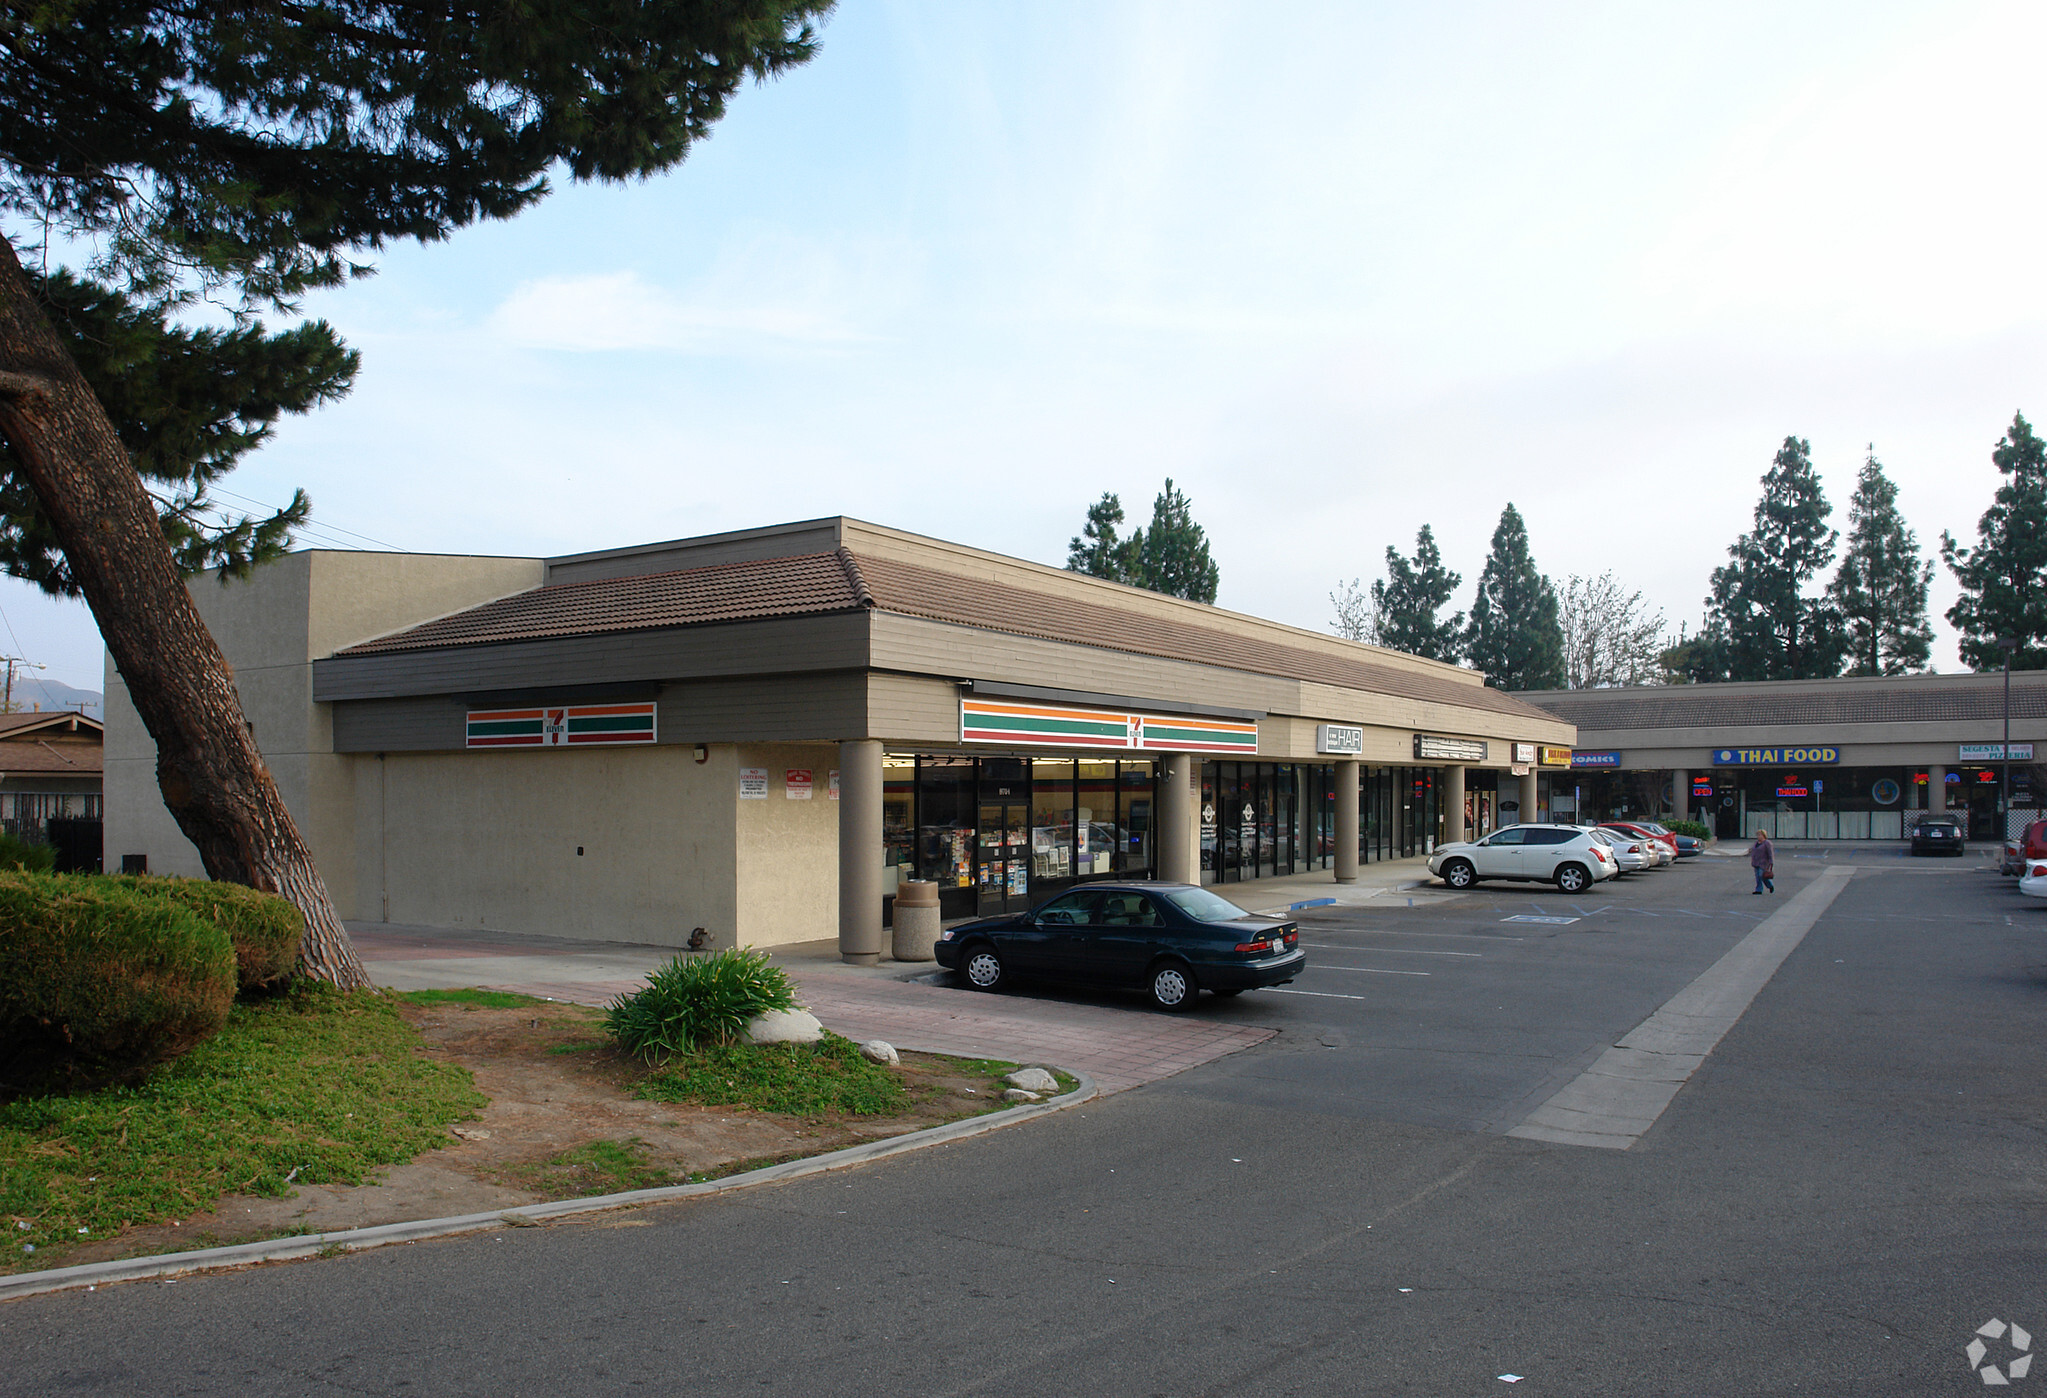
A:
786;768;814;799
739;767;769;800
828;769;840;801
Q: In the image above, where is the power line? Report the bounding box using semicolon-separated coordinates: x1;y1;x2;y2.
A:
209;486;406;551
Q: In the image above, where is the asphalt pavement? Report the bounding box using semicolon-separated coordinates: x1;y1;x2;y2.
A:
6;850;2042;1396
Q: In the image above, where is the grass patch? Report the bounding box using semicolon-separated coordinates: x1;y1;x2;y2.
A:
633;1032;908;1117
545;1040;607;1056
512;1138;680;1198
396;988;549;1010
0;984;483;1274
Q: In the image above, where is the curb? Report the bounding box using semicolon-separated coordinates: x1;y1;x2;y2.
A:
0;1064;1100;1304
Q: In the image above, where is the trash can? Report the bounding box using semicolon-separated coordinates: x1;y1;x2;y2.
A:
892;879;940;962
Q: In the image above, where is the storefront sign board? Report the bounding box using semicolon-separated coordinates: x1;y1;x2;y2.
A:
738;767;769;799
1570;751;1622;768
1538;745;1573;767
959;698;1257;754
1317;724;1365;755
1710;746;1840;766
466;702;656;748
1513;742;1536;764
1960;743;2034;762
1415;735;1487;763
785;768;813;799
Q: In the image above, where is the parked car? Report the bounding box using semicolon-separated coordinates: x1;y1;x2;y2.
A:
1668;833;1706;858
1910;817;1966;857
1590;828;1651;874
1428;823;1617;892
1634;821;1688;857
1604;820;1678;859
934;881;1303;1011
2001;819;2047;876
1594;825;1666;871
2020;858;2047;898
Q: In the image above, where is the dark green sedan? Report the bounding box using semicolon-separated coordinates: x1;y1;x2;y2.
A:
933;881;1304;1012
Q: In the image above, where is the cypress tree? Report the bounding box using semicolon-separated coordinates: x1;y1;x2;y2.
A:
1464;504;1564;689
1371;524;1464;661
1829;449;1933;676
1703;437;1845;681
1943;412;2047;670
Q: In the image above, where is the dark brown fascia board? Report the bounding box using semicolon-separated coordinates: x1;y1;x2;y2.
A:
963;679;1265;722
447;681;662;709
311;610;874;704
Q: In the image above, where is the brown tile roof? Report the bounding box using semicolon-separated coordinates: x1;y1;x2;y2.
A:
340;548;1558;723
343;551;868;654
0;738;103;775
0;711;101;737
1522;677;2047;730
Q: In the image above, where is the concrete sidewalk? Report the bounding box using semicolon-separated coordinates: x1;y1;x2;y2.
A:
350;922;1274;1095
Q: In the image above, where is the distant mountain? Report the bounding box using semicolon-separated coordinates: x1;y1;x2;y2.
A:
9;677;102;719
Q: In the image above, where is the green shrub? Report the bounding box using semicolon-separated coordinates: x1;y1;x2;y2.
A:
635;1032;908;1116
0;872;236;1096
123;876;304;993
1665;820;1712;841
606;947;798;1062
0;831;54;874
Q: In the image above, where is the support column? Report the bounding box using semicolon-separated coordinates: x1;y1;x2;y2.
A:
1158;754;1194;884
837;738;883;965
1442;765;1466;844
1927;765;1946;812
1519;770;1539;826
1335;760;1360;883
1672;768;1689;823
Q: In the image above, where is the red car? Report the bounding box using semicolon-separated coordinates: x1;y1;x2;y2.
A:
2001;818;2047;876
1602;821;1679;857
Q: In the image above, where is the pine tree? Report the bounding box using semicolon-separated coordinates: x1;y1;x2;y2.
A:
1943;411;2047;670
0;1;830;985
1370;524;1464;661
1130;478;1220;603
1066;493;1138;585
1829;448;1932;676
1464;504;1564;689
1703;437;1845;681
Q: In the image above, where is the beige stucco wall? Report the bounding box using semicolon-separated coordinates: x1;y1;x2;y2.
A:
733;743;843;948
104;550;545;902
358;743;741;946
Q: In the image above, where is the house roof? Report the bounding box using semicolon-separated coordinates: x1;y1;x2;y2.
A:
0;710;102;739
0;739;102;775
1519;673;2047;731
341;549;1559;724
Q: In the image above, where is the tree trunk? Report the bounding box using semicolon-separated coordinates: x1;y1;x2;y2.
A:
0;237;369;989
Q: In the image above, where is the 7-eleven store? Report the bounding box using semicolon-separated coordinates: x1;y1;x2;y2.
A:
105;517;1573;961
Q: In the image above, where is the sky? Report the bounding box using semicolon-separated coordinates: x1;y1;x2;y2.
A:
10;0;2047;693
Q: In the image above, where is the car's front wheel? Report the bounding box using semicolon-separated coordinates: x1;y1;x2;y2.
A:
1555;862;1591;893
961;942;1006;992
1441;858;1476;889
1148;959;1199;1012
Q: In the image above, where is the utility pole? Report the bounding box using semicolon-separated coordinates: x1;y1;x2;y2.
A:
0;656;41;714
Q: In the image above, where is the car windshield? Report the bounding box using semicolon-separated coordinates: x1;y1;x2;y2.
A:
1162;886;1253;923
1587;829;1616;845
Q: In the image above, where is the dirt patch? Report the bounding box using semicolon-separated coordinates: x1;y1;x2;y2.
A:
48;1002;1043;1269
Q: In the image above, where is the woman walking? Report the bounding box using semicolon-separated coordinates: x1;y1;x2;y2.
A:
1749;829;1775;894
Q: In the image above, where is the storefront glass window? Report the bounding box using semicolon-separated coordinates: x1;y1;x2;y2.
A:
883;755;915;882
1030;757;1076;886
1200;763;1218;885
915;757;974;892
1116;760;1155;874
1075;760;1118;878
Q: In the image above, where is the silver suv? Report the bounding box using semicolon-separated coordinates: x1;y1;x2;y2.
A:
1428;823;1617;893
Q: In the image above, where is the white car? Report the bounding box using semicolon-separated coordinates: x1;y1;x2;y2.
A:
1590;827;1651;873
2020;859;2047;899
1429;823;1617;892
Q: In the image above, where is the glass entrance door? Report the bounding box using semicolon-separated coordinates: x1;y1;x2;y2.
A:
976;801;1031;916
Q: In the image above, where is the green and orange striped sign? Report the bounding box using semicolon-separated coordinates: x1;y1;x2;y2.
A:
466;703;657;749
960;698;1257;754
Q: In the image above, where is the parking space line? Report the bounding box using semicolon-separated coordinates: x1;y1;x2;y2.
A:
1267;987;1370;1000
1314;965;1431;976
1301;944;1479;957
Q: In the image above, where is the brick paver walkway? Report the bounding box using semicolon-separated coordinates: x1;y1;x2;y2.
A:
350;924;1272;1095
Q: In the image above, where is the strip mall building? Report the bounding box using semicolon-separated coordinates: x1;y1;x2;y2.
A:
1520;673;2047;843
105;518;1573;957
